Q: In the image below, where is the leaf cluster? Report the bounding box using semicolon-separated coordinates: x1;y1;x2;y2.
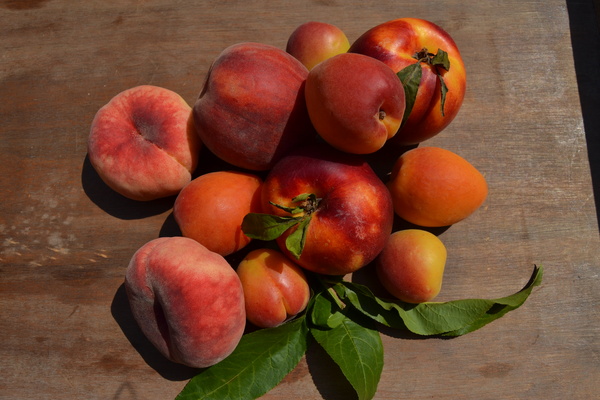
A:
176;265;543;400
399;48;450;124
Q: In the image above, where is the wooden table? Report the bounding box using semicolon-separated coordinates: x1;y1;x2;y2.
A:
2;1;599;399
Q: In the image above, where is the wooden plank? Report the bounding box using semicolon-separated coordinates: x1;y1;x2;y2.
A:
1;1;598;399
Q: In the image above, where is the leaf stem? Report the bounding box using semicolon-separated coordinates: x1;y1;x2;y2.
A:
312;274;347;310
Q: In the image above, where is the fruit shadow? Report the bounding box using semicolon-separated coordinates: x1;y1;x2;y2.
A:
110;283;202;381
81;155;176;220
305;342;359;400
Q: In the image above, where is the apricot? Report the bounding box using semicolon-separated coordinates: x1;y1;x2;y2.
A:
376;229;447;303
124;237;246;368
387;146;488;227
237;249;310;328
173;171;263;256
88;85;200;201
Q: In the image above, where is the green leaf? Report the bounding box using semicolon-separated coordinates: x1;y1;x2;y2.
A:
241;213;300;241
442;265;544;337
397;62;422;126
310;315;383;400
285;215;312;259
430;49;450;117
339;265;543;337
431;48;450;70
269;201;304;215
291;193;314;202
438;74;448;117
309;291;346;329
176;317;309;400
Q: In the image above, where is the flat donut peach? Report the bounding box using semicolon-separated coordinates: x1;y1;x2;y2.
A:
88;85;201;201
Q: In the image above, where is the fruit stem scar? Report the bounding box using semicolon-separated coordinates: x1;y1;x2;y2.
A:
379;110;386;120
413;47;434;64
301;195;321;215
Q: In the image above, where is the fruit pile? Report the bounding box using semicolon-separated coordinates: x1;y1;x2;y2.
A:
88;18;542;400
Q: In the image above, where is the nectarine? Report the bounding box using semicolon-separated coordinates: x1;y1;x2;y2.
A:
258;145;394;275
350;18;466;145
193;42;315;171
305;53;406;154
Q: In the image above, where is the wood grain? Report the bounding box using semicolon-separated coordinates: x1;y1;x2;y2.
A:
1;1;599;399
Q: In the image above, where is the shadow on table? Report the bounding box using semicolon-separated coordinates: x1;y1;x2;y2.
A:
566;0;600;231
111;280;366;399
81;155;176;220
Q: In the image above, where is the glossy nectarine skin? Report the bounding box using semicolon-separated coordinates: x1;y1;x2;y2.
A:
261;145;394;275
349;18;466;145
286;21;350;70
193;42;315;171
88;85;200;201
237;249;310;328
387;146;488;227
305;53;406;154
124;237;245;368
173;171;263;256
376;229;447;303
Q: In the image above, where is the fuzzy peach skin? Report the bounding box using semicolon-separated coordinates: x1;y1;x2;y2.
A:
286;21;350;70
305;52;405;154
173;171;263;256
261;145;394;276
376;229;447;303
387;146;488;227
349;18;467;145
88;85;200;201
193;42;315;171
237;248;310;328
124;236;246;368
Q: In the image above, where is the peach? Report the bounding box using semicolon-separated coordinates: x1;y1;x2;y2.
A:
258;145;394;275
88;85;200;201
124;236;246;368
387;146;488;227
286;21;350;70
237;248;310;328
305;52;405;154
173;171;263;256
376;229;447;303
349;18;467;145
193;42;315;171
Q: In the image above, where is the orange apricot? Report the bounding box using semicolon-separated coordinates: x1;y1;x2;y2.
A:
173;170;263;256
387;147;487;227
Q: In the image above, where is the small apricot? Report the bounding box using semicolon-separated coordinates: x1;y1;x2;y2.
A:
376;229;447;303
